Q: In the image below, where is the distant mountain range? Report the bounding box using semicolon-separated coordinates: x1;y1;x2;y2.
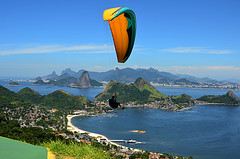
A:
34;71;103;88
34;67;239;87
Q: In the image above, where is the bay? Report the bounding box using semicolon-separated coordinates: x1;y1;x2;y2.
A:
72;106;240;159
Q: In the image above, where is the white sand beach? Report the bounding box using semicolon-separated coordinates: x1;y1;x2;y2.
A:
67;115;142;152
67;115;109;139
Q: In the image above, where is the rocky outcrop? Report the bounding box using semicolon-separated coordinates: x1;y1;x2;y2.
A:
134;77;151;87
77;71;91;88
227;90;240;102
95;80;117;99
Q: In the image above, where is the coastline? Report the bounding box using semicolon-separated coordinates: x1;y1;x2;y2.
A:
67;115;143;152
67;115;110;139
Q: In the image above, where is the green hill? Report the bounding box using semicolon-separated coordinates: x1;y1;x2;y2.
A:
95;78;167;104
41;90;90;111
171;94;195;105
197;90;240;105
0;85;90;112
17;87;42;104
134;77;168;100
0;85;23;108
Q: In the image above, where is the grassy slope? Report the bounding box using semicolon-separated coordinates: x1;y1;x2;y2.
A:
0;137;110;159
41;90;89;111
0;85;22;108
139;84;168;100
171;94;195;105
43;140;111;159
17;87;42;104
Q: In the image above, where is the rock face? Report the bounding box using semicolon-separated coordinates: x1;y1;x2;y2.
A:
77;71;91;88
134;77;151;87
227;90;240;102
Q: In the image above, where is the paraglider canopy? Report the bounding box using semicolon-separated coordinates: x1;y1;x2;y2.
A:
103;7;136;63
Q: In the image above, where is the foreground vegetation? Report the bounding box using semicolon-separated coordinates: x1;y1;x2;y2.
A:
0;115;111;159
43;140;111;159
0;114;194;159
0;114;62;145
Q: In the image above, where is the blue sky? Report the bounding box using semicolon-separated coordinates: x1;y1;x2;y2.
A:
0;0;240;80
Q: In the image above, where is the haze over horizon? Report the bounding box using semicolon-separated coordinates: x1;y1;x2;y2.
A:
1;0;240;81
1;67;239;83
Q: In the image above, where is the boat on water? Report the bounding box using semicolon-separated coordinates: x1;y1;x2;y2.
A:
126;139;137;143
102;113;118;118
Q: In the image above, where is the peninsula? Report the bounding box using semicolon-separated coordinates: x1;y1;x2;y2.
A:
95;77;193;111
197;90;240;105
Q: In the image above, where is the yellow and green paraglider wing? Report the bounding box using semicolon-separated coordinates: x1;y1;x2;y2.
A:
103;7;136;63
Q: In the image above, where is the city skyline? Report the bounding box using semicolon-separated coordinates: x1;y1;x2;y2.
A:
0;0;240;81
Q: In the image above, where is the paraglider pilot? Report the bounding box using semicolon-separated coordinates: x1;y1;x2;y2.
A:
109;95;124;109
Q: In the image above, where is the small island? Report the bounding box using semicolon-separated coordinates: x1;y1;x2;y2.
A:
8;82;20;86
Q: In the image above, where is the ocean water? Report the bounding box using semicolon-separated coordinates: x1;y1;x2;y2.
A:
72;106;240;159
1;80;240;158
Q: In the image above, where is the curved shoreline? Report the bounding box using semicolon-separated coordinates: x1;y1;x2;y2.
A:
67;115;110;139
67;115;142;152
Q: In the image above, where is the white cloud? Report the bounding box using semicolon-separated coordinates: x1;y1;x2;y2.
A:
0;44;114;56
160;47;232;54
